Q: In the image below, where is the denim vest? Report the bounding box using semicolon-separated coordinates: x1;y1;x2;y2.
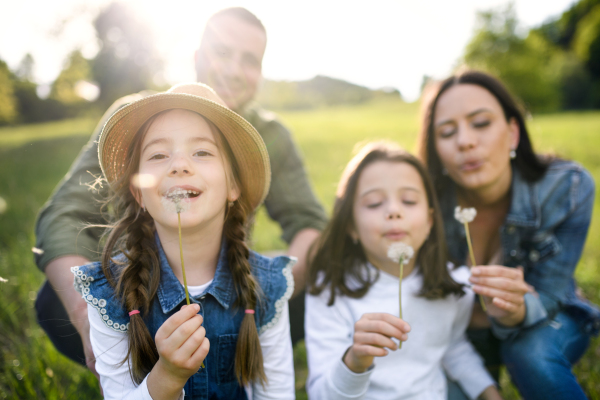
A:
441;160;600;339
72;235;295;399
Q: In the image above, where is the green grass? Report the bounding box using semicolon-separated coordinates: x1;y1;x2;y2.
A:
1;98;599;399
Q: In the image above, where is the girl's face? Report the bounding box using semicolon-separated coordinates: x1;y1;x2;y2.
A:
433;84;519;193
134;109;239;233
351;160;433;273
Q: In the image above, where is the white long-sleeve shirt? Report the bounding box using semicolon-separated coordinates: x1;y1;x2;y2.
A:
305;264;494;400
89;281;295;400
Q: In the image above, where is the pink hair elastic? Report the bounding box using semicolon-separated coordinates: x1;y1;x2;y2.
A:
245;309;255;314
129;310;140;317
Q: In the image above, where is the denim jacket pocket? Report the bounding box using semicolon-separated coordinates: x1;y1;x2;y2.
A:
216;333;238;385
523;234;561;267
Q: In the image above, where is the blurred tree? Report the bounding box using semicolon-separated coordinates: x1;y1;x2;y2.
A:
573;4;600;106
91;2;162;108
50;50;94;104
16;53;35;82
464;5;563;112
536;0;600;48
0;59;18;125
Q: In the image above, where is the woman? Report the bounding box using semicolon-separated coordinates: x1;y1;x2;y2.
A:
417;70;600;400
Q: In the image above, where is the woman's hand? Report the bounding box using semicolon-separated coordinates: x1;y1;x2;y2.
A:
470;265;532;327
148;304;210;399
343;313;410;373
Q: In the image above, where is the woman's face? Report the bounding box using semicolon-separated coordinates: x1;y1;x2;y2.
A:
433;84;520;194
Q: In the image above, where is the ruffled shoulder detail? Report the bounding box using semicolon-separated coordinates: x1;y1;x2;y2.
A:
248;251;296;334
71;261;130;333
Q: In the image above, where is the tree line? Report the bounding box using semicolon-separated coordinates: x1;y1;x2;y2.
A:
2;0;600;126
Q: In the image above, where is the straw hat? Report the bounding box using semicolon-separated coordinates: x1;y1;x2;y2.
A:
98;82;271;210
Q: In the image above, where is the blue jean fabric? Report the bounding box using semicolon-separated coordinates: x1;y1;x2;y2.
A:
502;311;590;400
441;160;600;338
448;312;590;400
72;234;294;400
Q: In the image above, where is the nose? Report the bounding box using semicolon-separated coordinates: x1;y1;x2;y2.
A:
386;201;402;220
456;122;477;150
169;153;193;176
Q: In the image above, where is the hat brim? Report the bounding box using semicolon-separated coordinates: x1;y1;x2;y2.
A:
98;92;271;210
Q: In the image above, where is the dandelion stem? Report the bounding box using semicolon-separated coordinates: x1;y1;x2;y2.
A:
178;212;190;306
463;222;487;312
398;255;404;349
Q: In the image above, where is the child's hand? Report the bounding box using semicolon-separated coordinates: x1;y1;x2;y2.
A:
343;313;410;373
153;304;210;384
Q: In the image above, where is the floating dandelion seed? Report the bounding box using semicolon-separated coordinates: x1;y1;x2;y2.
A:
454;206;487;311
31;247;44;255
0;276;7;283
0;196;7;214
131;173;158;189
388;242;414;348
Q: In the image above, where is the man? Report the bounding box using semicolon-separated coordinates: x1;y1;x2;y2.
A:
34;7;326;375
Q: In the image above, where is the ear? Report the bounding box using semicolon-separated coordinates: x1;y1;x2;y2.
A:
508;117;520;151
129;182;144;209
228;181;241;203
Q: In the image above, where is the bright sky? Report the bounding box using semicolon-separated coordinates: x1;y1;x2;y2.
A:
1;0;576;101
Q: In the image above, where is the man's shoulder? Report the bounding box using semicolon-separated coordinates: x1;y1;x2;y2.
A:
242;103;289;135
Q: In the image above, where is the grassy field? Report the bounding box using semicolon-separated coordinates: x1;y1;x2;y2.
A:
0;98;599;399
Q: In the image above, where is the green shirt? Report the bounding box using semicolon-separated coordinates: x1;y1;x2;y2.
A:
34;95;327;270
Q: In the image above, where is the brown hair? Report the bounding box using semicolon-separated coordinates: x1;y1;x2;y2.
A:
101;110;266;386
308;141;464;305
417;70;550;198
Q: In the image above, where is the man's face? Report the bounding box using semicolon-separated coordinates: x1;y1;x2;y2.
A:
195;15;266;111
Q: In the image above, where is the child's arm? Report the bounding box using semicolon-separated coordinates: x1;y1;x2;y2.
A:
442;269;498;400
147;304;209;400
252;302;295;399
305;290;410;399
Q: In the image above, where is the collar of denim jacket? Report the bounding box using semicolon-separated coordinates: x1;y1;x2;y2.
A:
504;166;541;229
154;232;234;314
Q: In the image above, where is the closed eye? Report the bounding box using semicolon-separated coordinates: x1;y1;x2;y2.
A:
473;120;490;129
366;202;382;209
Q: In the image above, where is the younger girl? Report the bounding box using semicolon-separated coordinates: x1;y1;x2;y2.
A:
71;83;295;399
305;142;500;400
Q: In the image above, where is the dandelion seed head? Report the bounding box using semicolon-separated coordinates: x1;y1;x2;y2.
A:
161;188;192;213
387;242;414;264
31;247;44;255
454;206;477;224
131;173;158;189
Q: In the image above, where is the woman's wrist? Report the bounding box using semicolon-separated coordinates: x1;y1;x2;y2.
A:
493;301;526;327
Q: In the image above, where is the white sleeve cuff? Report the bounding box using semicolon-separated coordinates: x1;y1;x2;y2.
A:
327;357;374;398
454;368;496;400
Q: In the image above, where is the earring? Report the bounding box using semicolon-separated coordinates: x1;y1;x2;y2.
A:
142;205;146;213
228;200;234;208
510;149;516;159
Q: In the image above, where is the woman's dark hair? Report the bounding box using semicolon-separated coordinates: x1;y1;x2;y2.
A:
101;110;266;387
307;141;464;305
416;70;550;198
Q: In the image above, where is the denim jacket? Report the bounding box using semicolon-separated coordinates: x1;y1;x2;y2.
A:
71;235;295;399
442;160;600;340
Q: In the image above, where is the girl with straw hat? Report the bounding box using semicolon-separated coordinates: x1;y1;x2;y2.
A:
70;83;295;399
